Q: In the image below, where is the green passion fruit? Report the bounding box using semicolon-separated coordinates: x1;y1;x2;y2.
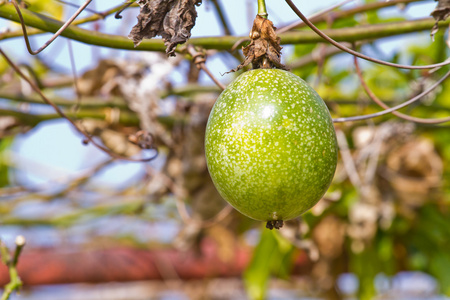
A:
205;69;337;228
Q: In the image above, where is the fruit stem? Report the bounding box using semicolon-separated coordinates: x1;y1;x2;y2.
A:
257;0;268;18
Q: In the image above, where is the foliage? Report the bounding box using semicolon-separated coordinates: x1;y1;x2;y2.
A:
23;0;63;19
244;229;294;300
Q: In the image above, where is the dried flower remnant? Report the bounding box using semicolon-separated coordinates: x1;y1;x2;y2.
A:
229;15;288;72
128;0;202;56
430;0;450;38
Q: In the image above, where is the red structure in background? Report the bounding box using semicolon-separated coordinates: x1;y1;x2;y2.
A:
0;239;311;286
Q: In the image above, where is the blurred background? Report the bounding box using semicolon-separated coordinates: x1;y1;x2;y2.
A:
0;0;450;299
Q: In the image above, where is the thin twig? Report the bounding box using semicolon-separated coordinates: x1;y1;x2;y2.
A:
56;0;103;17
332;68;450;123
362;125;384;189
187;45;226;90
148;166;232;228
11;0;93;55
0;158;114;201
201;205;233;228
336;129;362;188
176;195;233;228
276;0;354;34
67;40;83;112
0;49;158;162
231;37;250;52
285;0;450;70
200;65;226;90
115;1;135;19
11;236;25;267
0;2;132;40
210;0;233;36
288;42;352;69
288;0;423;31
353;56;450;124
0;236;26;300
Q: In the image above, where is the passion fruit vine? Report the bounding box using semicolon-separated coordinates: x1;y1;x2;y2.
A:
205;69;338;229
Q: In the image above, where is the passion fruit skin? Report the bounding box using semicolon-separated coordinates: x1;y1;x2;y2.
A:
205;69;337;222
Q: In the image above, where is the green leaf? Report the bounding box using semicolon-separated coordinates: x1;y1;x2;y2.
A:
430;253;450;296
377;235;395;275
0;137;13;187
291;43;318;79
244;228;295;300
405;204;450;295
27;0;64;19
409;31;449;68
350;247;377;300
331;17;359;29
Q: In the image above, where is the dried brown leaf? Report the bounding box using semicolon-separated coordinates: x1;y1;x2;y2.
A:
0;116;29;137
128;0;202;56
313;215;346;259
78;60;124;96
430;0;450;38
385;137;443;206
229;15;287;73
78;119;142;157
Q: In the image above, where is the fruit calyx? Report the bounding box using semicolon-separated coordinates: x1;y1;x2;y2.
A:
229;15;288;72
266;220;284;230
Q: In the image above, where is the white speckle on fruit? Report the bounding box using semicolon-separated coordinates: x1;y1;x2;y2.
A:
272;212;278;220
261;105;275;119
